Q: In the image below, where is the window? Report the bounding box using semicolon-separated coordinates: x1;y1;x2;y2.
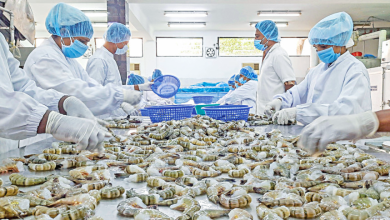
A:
156;37;203;57
218;37;262;57
94;38;143;58
280;38;311;56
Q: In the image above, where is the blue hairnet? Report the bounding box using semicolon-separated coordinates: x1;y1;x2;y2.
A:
104;23;131;43
127;73;145;85
228;75;235;86
240;66;258;81
308;12;353;46
45;3;93;39
152;69;162;80
235;74;241;82
255;20;280;42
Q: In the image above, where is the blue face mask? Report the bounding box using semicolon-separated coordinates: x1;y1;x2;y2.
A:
239;77;247;84
317;46;340;64
61;38;88;58
235;83;239;88
254;37;268;51
115;43;128;55
229;85;234;90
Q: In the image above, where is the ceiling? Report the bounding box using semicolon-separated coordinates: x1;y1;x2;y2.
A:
27;0;390;38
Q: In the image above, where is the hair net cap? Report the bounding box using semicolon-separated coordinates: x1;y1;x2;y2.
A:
240;66;258;81
255;20;280;42
127;73;145;85
308;12;353;46
234;74;241;82
228;75;235;86
104;23;131;43
152;69;163;80
45;3;93;39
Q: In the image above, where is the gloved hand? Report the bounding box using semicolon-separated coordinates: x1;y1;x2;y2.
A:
264;99;282;116
273;107;297;125
45;111;111;152
123;89;142;105
138;82;154;91
121;102;140;116
298;111;379;155
63;96;108;127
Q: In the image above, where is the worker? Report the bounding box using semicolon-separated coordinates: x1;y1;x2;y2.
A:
254;20;296;115
24;3;148;118
265;12;371;125
0;32;109;152
216;74;236;104
234;74;242;88
127;73;148;111
143;69;175;105
151;69;162;82
225;66;258;113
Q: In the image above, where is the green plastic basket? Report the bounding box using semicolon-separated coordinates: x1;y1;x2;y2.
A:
195;104;220;115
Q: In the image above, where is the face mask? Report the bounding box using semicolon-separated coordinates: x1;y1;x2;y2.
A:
239;77;247;84
229;85;234;90
235;83;239;88
254;37;269;51
61;38;88;58
115;43;128;55
317;46;340;64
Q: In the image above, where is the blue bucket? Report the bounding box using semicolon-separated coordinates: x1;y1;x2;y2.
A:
151;75;180;98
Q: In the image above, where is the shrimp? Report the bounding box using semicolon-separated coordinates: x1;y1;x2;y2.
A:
220;188;252;209
134;209;174;220
125;173;149;183
0;185;18;197
170;196;201;220
126;189;160;205
9;173;50;186
207;182;233;204
228;208;253;220
117;197;155;217
289;202;322;219
192;209;230;220
28;161;56;171
256;204;290;219
100;186;125;199
228;167;250;178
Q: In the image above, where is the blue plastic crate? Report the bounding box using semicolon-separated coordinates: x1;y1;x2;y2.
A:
202;105;252;121
146;105;194;123
192;96;214;104
140;108;149;116
151;75;180;98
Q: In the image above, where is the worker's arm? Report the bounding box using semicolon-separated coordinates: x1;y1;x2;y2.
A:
376;110;390;132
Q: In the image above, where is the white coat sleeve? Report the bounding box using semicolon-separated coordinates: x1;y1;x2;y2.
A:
28;55;124;116
273;52;296;83
295;69;371;125
86;58;107;85
225;82;256;104
0;35;63;112
0;87;47;140
274;72;310;109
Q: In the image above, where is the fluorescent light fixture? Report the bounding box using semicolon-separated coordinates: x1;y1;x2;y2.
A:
168;22;206;28
82;10;107;18
92;22;107;28
250;22;288;27
164;11;208;17
353;21;372;27
258;10;301;17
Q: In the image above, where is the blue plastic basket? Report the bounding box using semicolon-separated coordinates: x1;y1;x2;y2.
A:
151;75;180;98
140;108;149;116
146;105;194;123
202;105;252;121
192;96;214;104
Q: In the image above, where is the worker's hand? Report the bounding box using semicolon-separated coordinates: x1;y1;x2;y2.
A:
273;107;296;125
298;111;379;155
264;99;282;116
138;82;154;91
62;96;108;127
45;111;111;152
121;102;140;116
123;89;142;105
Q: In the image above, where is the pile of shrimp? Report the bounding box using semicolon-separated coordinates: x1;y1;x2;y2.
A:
104;116;141;129
2;115;390;219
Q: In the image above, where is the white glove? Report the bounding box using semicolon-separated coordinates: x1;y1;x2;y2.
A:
123;89;142;105
138;82;154;91
298;111;379;155
121;102;140;116
264;99;282;116
45;111;111;152
273;107;297;125
63;96;108;127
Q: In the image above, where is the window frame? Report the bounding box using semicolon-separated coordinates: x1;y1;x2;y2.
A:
217;37;310;57
156;37;204;57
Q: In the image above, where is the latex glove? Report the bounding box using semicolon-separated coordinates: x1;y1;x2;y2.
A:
298;111;379;155
264;99;282;116
62;96;108;127
45;111;111;152
123;89;142;105
138;82;154;91
121;102;139;116
273;107;297;125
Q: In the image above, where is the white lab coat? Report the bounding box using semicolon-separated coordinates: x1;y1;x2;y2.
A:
0;33;64;140
225;80;257;114
216;90;233;104
257;43;296;114
274;51;372;125
24;37;126;117
86;46;127;118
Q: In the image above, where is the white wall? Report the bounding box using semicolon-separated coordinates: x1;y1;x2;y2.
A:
131;30;311;86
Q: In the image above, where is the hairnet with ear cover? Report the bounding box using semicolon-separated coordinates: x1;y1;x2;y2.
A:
255;20;280;42
309;12;353;46
240;66;258;81
228;75;236;86
45;3;93;39
104;22;131;43
152;69;163;80
127;73;145;85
